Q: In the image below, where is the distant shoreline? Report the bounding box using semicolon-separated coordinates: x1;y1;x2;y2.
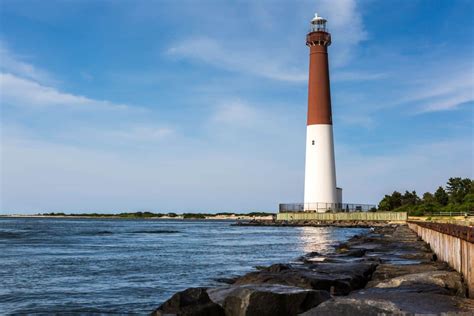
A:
0;214;275;221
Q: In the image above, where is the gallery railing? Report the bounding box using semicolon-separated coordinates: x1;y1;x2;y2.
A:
279;203;376;213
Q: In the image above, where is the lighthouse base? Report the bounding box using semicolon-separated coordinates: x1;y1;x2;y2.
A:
303;124;338;209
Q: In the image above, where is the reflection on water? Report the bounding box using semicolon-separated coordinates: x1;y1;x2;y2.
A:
297;226;363;254
0;218;367;314
298;226;330;253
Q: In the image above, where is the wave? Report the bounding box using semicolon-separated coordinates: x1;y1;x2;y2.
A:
0;229;180;239
78;230;180;236
0;231;25;239
95;231;114;235
77;231;114;236
129;230;179;234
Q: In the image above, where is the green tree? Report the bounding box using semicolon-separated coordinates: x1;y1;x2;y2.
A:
422;192;434;203
446;177;472;204
378;195;392;211
401;190;420;206
391;191;402;209
434;186;449;206
463;193;474;203
378;178;472;216
378;191;402;211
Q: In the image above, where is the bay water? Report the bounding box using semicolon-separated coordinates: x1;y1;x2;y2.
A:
0;218;366;314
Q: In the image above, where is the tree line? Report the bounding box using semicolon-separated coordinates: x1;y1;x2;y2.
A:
378;177;473;215
41;211;274;218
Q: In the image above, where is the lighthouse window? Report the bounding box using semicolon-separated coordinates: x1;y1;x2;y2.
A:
312;140;315;145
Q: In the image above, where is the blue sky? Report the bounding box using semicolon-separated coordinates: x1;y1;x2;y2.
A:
1;0;473;213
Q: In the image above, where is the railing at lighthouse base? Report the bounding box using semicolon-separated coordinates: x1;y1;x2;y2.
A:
279;202;376;213
277;203;407;222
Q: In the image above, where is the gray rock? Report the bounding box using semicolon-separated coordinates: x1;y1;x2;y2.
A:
152;287;224;316
208;284;330;316
233;262;377;295
398;250;437;262
213;277;237;285
233;269;350;294
368;262;449;285
301;292;473;316
369;270;466;297
299;297;403;316
341;248;366;257
264;263;292;273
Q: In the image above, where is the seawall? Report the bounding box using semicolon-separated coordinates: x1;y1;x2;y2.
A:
408;221;474;298
276;211;407;222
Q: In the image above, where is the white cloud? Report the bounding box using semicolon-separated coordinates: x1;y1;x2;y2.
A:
208;99;302;138
0;41;138;111
331;57;474;117
409;71;474;113
419;93;473;113
356;52;474;114
408;72;473;102
332;71;386;82
87;126;175;143
166;0;367;81
168;37;306;82
315;0;367;66
211;100;260;126
0;41;55;84
0;73;130;110
336;113;374;128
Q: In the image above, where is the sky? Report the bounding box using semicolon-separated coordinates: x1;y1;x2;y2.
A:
0;0;473;214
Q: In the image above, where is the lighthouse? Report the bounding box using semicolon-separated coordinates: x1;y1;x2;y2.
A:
303;13;342;212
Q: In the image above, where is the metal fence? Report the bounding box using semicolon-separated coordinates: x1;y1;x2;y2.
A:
277;211;407;222
279;203;376;213
426;211;474;217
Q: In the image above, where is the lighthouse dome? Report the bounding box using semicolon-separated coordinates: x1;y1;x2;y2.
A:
311;13;327;25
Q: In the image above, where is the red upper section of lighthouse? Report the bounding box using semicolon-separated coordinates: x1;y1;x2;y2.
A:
306;31;331;47
306;15;333;126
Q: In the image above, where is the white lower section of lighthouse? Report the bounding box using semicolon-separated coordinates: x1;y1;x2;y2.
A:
303;124;341;212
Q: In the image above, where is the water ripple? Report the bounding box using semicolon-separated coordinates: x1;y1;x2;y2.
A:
0;218;366;314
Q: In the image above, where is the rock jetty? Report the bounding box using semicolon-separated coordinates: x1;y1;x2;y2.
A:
152;225;474;315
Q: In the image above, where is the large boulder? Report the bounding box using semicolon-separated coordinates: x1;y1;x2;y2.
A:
369;270;466;297
306;262;378;291
299;298;402;316
233;262;376;295
368;262;450;285
301;292;473;316
263;263;292;273
299;249;368;264
233;269;351;295
152;287;224;316
208;284;330;316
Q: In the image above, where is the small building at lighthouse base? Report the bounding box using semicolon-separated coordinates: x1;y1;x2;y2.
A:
337;187;343;205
